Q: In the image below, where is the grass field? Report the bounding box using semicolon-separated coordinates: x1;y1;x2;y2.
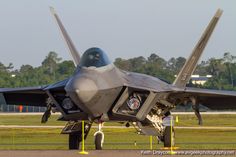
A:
0;114;236;150
0;114;236;126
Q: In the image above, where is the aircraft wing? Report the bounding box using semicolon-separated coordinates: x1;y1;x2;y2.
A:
171;87;236;110
0;86;48;107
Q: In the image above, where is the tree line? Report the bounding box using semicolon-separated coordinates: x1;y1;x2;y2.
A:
1;51;236;91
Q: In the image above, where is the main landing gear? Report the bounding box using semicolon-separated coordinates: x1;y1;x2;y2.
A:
158;125;175;147
163;126;175;147
61;121;91;150
62;121;105;150
69;132;81;149
157;115;175;147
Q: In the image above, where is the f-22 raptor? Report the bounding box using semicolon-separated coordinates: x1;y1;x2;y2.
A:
1;8;235;149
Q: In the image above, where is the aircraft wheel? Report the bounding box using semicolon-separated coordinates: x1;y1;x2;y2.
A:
69;133;81;150
163;126;175;147
95;132;103;150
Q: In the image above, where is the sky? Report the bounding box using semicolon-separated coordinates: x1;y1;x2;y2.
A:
0;0;235;69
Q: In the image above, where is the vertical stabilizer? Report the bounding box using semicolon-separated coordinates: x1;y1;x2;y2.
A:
50;7;80;66
173;9;223;88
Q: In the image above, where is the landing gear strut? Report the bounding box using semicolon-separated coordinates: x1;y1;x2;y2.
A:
94;122;104;150
191;97;203;125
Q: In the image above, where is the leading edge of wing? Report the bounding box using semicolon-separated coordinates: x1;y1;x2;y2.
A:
0;86;47;94
184;87;236;97
0;86;48;107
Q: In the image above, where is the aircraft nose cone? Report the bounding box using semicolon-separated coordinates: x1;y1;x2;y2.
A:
75;77;98;103
65;76;99;116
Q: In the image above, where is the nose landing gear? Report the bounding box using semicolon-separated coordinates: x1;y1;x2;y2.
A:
94;122;104;150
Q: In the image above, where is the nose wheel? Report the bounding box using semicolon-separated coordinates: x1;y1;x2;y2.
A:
94;122;104;150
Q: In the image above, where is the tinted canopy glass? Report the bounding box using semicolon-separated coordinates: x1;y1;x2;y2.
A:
79;48;111;68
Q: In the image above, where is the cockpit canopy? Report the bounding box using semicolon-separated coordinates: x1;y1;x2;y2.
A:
79;47;111;68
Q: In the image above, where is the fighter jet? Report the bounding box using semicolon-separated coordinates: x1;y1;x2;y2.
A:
0;8;235;149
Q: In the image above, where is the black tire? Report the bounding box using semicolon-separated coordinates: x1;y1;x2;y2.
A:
95;133;103;150
69;133;81;150
164;126;175;147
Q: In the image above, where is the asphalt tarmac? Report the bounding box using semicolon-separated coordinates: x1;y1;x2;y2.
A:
0;150;235;157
